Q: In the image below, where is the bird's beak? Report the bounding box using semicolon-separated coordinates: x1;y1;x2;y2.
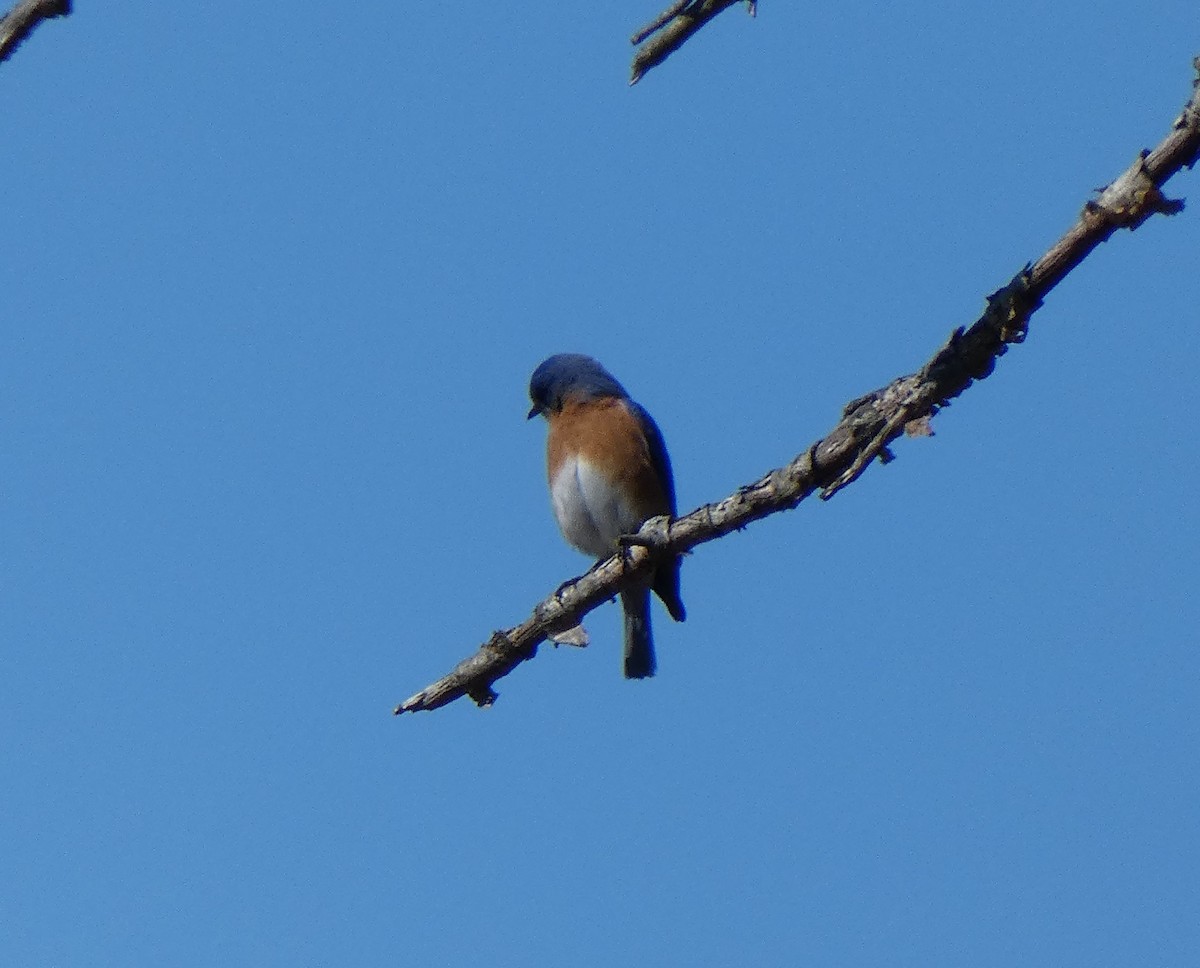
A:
527;404;542;420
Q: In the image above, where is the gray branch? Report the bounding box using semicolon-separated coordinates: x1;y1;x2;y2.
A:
0;0;70;65
630;0;753;85
397;59;1200;716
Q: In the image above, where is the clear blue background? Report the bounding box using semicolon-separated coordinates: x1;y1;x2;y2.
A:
3;3;1198;965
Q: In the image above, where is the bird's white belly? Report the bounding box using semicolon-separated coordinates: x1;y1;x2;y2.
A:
550;456;637;558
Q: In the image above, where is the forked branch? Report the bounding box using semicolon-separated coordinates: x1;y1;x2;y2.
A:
630;0;754;85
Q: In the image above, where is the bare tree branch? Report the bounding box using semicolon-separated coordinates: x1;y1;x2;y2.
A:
0;0;70;65
630;0;754;85
396;60;1200;716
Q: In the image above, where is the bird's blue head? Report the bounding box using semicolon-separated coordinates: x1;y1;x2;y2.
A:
527;353;629;419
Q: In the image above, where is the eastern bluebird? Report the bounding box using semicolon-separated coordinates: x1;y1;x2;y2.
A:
527;353;686;679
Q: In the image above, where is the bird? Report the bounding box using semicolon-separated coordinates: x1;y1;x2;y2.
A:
527;353;685;679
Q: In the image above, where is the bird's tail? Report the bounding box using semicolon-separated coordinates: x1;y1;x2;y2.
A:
652;556;686;624
620;586;656;679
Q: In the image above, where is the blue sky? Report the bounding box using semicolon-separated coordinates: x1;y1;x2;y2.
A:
2;3;1198;965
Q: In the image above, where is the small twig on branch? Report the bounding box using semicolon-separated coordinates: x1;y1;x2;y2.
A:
631;0;698;46
0;0;70;65
396;60;1200;716
630;0;753;86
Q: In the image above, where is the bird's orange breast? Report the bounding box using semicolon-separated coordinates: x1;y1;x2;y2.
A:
545;397;671;520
